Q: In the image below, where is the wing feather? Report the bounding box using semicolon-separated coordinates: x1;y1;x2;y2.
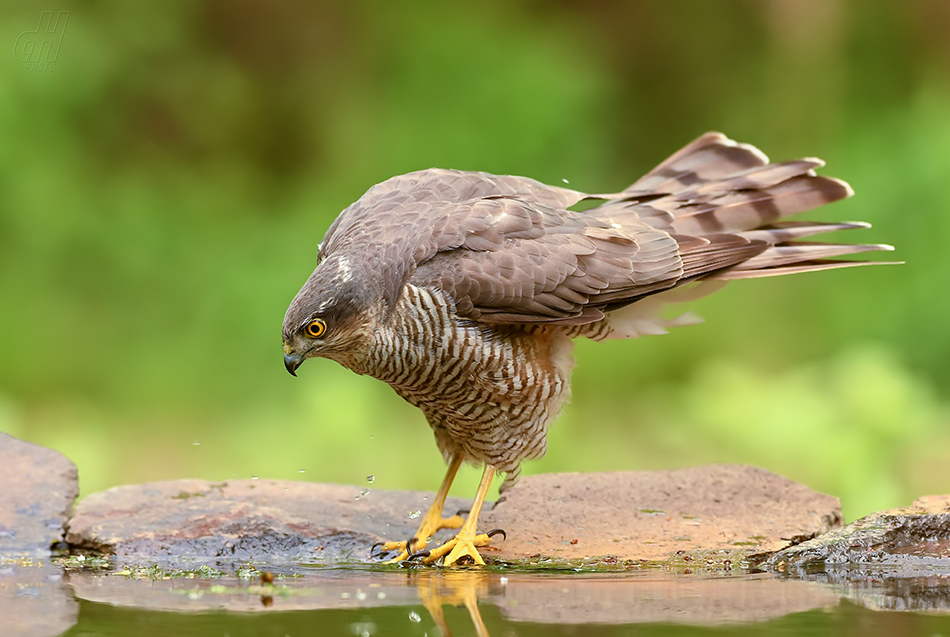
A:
316;134;889;325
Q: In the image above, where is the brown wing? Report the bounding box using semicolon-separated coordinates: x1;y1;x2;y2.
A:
317;169;588;309
321;168;584;259
409;196;765;324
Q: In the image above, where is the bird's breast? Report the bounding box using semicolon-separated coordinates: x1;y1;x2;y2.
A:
363;284;574;416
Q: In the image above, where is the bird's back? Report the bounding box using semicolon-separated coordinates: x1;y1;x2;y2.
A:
318;132;891;333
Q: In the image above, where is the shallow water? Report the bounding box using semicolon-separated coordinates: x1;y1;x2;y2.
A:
3;560;950;637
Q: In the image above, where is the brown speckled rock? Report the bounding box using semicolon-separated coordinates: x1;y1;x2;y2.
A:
482;464;842;563
0;433;79;556
67;464;839;566
66;478;469;562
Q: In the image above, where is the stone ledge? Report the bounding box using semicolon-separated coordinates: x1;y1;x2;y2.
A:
65;464;841;565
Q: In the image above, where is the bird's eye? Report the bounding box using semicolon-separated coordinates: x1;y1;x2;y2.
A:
305;318;327;338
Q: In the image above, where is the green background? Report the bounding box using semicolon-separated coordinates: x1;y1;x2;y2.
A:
1;0;947;521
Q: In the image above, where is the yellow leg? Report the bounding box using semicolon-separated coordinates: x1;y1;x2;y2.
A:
374;454;466;562
421;464;499;566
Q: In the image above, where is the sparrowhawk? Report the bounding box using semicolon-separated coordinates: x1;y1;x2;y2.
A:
281;132;891;566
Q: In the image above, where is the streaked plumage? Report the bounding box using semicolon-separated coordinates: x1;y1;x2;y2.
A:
282;132;892;565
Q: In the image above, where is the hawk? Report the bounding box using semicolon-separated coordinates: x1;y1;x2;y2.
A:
282;133;891;565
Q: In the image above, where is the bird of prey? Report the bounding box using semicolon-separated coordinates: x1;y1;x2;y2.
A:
282;132;892;566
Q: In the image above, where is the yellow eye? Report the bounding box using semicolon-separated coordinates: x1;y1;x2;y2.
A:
305;318;327;338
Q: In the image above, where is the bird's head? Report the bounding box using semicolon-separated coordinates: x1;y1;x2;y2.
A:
281;254;379;376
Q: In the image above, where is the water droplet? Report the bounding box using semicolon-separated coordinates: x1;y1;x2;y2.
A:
366;475;375;483
251;475;259;480
422;495;429;501
299;469;305;474
192;441;200;446
377;591;386;599
408;510;421;520
562;178;570;184
500;576;508;586
408;611;421;623
354;488;370;501
348;621;375;637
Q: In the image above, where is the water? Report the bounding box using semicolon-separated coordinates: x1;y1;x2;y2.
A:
4;560;950;637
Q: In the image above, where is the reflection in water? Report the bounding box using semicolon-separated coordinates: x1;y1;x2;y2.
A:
6;560;950;637
413;570;491;637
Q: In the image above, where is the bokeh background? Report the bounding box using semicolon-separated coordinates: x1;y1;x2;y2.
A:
1;0;948;522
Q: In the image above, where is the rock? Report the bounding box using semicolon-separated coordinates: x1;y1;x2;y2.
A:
66;478;470;563
482;464;842;563
764;494;950;572
0;433;79;556
67;464;839;566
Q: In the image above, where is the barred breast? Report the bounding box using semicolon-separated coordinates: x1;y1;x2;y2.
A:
357;283;575;491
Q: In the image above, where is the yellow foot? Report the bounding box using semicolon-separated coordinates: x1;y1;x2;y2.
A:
411;529;506;566
370;512;466;563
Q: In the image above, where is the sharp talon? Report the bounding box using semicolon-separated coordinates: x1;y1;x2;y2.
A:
406;536;418;552
486;528;506;541
370;542;385;554
407;549;431;561
456;509;470;517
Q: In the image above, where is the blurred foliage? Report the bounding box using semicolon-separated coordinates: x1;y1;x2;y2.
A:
1;0;948;521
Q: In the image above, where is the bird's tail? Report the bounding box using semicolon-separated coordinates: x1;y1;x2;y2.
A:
590;132;896;280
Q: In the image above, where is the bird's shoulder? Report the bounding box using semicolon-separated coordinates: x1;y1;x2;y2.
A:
319;169;585;256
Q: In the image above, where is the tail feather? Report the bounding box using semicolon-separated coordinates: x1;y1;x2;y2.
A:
626;132;770;194
570;132;893;339
617;133;889;282
730;241;894;271
668;175;853;235
709;257;899;281
740;220;871;243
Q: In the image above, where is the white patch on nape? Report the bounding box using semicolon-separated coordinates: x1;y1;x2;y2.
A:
335;255;354;281
603;280;728;340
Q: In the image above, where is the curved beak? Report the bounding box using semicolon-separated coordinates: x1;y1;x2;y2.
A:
284;353;303;377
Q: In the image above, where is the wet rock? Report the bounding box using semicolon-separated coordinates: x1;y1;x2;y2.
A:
764;494;950;572
66;478;469;564
0;559;79;637
0;433;79;556
67;464;840;566
483;464;842;563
